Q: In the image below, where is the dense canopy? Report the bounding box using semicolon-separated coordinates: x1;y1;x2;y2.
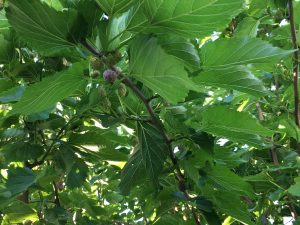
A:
0;0;300;224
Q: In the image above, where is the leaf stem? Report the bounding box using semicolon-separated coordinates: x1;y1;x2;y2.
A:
288;0;300;127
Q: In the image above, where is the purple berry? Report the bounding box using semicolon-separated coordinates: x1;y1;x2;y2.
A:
103;69;118;84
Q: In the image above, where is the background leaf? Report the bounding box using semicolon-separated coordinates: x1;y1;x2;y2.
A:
201;38;294;69
11;61;88;115
193;66;268;97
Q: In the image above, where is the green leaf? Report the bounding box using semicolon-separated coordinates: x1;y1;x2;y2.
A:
119;151;146;195
3;201;38;223
234;17;259;38
288;177;300;197
188;106;274;148
0;33;14;63
193;66;269;97
206;165;255;198
69;127;128;147
278;118;300;141
96;0;136;16
107;3;148;50
211;190;255;225
0;86;26;103
214;146;247;169
144;0;244;38
0;11;10;31
129;35;197;103
76;0;103;34
137;122;168;188
6;0;79;55
66;159;89;189
6;167;36;195
0;79;14;93
244;172;276;193
159;35;200;71
201;38;295;69
11;61;88;115
3;142;44;162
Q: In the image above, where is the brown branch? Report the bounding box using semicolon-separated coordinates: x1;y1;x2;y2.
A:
82;39;202;225
256;102;298;219
256;103;264;121
52;182;61;207
288;0;300;127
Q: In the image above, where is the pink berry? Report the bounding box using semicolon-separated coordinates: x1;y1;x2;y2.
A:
103;69;118;84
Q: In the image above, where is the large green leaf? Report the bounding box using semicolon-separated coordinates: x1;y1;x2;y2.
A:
211;191;255;225
234;17;259;38
193;66;268;97
69;127;128;147
188;106;274;147
2;201;38;223
201;38;295;69
0;33;14;63
119;151;146;195
107;3;148;49
144;0;244;38
137;122;168;188
159;35;200;71
11;61;87;115
288;177;300;197
129;35;197;103
6;0;79;55
206;165;255;198
2;142;44;163
6;168;36;195
96;0;136;15
0;11;10;31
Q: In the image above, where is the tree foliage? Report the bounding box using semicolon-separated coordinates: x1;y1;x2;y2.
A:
0;0;300;224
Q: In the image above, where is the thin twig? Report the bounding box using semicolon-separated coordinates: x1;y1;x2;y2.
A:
288;5;300;217
256;102;298;219
288;0;300;127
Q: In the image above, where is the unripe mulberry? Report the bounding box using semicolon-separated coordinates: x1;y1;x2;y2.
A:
98;85;107;97
0;0;4;10
90;57;103;70
112;51;122;62
103;69;118;84
90;70;100;77
118;83;127;97
101;97;112;112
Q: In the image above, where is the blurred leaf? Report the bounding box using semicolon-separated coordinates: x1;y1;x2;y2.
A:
3;201;38;223
6;167;36;195
288;177;300;197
